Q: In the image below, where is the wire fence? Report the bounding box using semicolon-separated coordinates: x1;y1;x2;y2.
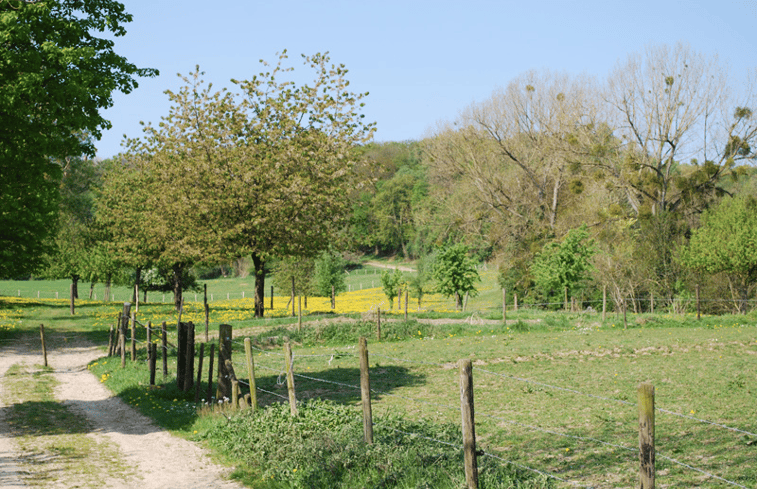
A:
14;309;757;488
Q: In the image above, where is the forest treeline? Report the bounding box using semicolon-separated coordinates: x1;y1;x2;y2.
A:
12;43;757;316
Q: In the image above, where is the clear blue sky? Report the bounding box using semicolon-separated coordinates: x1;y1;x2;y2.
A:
96;0;757;158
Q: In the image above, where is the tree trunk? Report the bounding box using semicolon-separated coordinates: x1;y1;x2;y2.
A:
105;273;112;302
71;274;79;299
172;264;184;312
89;281;95;299
252;253;265;318
132;267;142;303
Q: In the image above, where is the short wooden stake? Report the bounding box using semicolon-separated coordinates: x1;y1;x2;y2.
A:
270;285;273;310
206;343;215;403
177;322;186;389
459;359;478;489
284;341;297;416
40;324;48;367
231;379;239;410
638;382;655;489
359;337;373;444
514;293;518;311
195;342;205;403
376;307;381;341
404;289;408;320
120;329;126;368
244;338;258;410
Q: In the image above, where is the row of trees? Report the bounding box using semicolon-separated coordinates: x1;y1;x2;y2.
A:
349;43;757;313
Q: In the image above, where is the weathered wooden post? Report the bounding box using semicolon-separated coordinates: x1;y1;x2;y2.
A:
216;324;233;401
195;342;205;403
244;338;257;410
298;295;302;333
638;382;655;489
696;284;701;320
460;359;478;489
359;337;373;444
183;322;195;392
602;285;607;322
376;307;381;341
149;343;157;386
270;285;274;310
146;321;152;362
291;276;296;317
161;321;168;379
284;341;297;416
332;285;336;310
204;284;210;342
206;343;215;403
176;322;186;389
502;288;506;325
40;324;48;367
404;289;408;321
130;312;136;362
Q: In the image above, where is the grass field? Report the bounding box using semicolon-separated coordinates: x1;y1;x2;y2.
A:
2;268;756;488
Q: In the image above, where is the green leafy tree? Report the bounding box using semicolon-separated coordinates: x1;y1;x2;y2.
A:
380;268;404;309
313;251;347;308
432;243;480;310
681;196;757;313
530;225;595;303
0;0;157;278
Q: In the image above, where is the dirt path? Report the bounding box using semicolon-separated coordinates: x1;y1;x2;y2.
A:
0;335;244;489
363;260;415;272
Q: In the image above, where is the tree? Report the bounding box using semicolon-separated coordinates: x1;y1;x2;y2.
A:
530;225;595;306
0;0;157;278
681;196;757;313
313;250;346;308
432;243;480;310
380;268;403;309
605;43;756;216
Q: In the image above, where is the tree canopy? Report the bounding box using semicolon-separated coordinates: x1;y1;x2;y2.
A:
0;0;157;278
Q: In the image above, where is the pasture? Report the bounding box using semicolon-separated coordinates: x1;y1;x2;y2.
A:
1;269;756;488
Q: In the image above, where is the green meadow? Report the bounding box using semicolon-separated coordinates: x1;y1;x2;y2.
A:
1;268;756;488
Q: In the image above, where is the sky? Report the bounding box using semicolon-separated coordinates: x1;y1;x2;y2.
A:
95;0;757;159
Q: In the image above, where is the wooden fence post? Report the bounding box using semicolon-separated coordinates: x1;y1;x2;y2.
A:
184;322;195;392
359;337;373;444
107;324;115;357
217;324;233;401
284;341;297;416
502;288;506;325
638;382;655;489
602;285;607;322
195;343;205;403
40;324;48;367
146;321;152;362
270;285;274;310
376;307;381;341
298;295;302;333
244;338;258;410
332;285;336;310
460;359;478;489
650;291;654;314
149;343;157;386
404;289;408;320
176;322;186;389
207;343;215;403
696;284;701;320
291;276;296;317
130;312;136;362
161;321;168;379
